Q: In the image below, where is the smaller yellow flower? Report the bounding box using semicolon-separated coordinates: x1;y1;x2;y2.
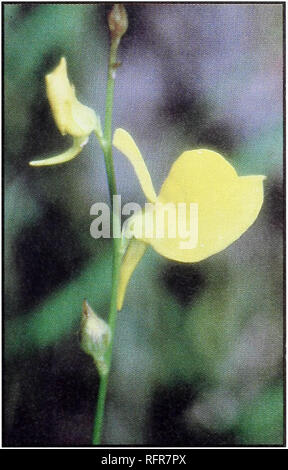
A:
113;129;266;310
30;57;100;167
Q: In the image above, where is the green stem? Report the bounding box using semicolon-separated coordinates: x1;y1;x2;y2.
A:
92;39;122;445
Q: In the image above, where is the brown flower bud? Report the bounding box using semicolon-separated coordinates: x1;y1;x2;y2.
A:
108;4;128;43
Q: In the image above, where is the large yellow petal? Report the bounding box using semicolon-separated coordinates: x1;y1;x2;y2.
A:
137;149;265;262
29;137;87;166
113;128;157;203
46;57;98;137
117;238;147;310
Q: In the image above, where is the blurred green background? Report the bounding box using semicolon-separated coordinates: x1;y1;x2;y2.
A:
4;3;284;446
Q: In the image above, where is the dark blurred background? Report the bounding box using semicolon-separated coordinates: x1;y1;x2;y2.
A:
4;3;284;446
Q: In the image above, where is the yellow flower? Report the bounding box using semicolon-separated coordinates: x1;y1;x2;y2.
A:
29;57;100;166
113;128;265;310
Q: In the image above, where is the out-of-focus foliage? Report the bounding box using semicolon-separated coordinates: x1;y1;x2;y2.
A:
4;4;283;446
5;252;111;357
237;384;283;445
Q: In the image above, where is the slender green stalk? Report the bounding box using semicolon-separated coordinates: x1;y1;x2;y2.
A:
92;38;122;445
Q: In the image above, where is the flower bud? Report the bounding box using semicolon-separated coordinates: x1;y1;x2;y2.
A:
81;300;111;376
108;4;128;43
